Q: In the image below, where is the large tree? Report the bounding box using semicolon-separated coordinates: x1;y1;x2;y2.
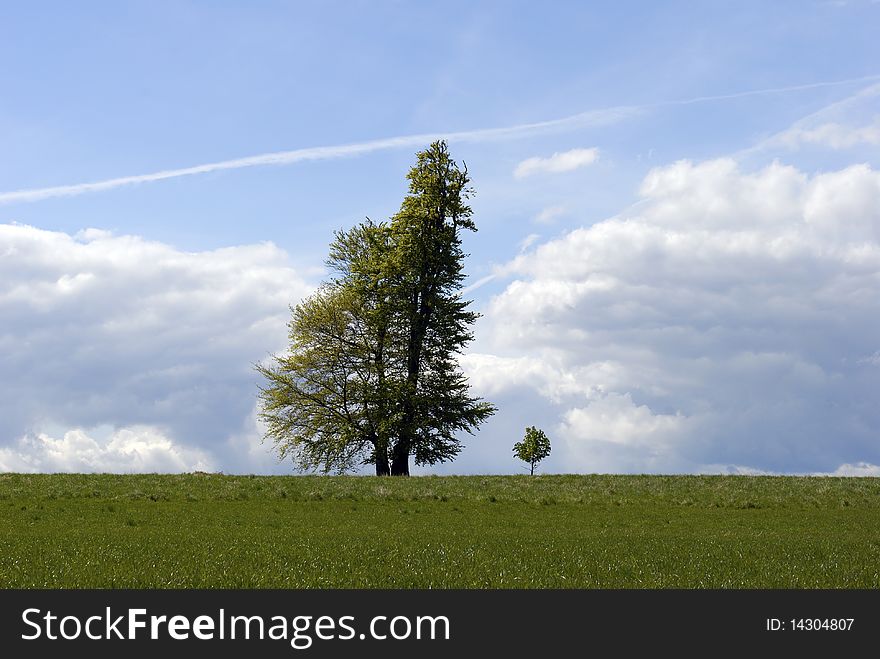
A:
256;221;398;474
258;141;495;475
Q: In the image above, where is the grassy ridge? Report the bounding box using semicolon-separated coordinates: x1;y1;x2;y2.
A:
2;474;879;588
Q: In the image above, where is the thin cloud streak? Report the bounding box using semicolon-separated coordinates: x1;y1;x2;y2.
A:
2;74;879;205
656;74;880;107
0;108;634;205
461;273;497;295
736;81;880;157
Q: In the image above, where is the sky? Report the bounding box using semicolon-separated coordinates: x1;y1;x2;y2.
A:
2;0;880;475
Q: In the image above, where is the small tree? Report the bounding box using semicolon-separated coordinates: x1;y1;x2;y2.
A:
513;426;551;475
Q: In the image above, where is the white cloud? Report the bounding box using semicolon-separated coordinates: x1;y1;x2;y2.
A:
831;462;880;477
859;351;880;366
0;426;214;473
560;393;688;448
6;155;880;476
743;82;880;157
0;223;312;473
775;117;880;149
696;464;775;476
472;158;880;474
514;148;599;178
518;233;541;252
462;353;630;403
689;462;880;477
534;205;567;224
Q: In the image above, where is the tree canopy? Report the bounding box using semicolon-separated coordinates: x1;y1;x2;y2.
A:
257;141;495;475
513;427;552;475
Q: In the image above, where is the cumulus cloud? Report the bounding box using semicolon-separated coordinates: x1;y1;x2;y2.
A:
6;156;880;476
514;148;599;178
561;394;688;447
0;224;312;473
470;158;880;474
0;426;214;473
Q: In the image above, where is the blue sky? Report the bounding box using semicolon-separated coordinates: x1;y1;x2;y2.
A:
2;1;880;474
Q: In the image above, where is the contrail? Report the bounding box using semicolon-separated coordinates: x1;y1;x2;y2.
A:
461;273;498;295
2;73;878;205
653;75;880;107
0;108;635;205
735;80;880;157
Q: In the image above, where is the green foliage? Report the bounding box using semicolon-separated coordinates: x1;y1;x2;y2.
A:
256;223;396;474
257;141;495;475
513;426;552;475
3;473;880;588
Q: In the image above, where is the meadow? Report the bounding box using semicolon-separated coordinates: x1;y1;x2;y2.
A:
1;473;879;588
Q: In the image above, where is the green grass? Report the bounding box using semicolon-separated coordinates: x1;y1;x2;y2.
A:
2;473;879;588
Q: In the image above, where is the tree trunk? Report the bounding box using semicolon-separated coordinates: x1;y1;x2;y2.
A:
374;324;389;478
530;461;535;476
390;443;410;476
375;452;390;476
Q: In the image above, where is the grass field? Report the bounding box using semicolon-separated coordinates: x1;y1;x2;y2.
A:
2;473;879;588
